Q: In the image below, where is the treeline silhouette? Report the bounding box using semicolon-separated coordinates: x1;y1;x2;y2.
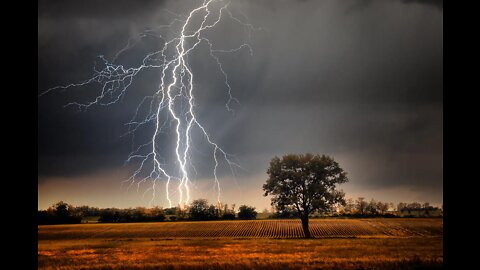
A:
38;197;442;225
268;197;442;218
38;199;257;225
336;197;442;218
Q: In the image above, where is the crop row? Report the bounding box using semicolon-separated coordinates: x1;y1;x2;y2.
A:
39;218;443;240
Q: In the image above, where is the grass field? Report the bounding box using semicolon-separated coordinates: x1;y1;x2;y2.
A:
38;218;443;269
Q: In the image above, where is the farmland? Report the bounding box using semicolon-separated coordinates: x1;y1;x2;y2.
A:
38;218;443;269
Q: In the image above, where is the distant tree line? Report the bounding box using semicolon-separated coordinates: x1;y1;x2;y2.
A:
38;197;442;225
96;206;166;223
394;202;442;217
336;197;394;217
267;197;442;219
37;201;83;224
38;199;258;225
338;198;442;217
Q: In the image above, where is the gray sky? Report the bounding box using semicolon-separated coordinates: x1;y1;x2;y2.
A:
38;0;443;210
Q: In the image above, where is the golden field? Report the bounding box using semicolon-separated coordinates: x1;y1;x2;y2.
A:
38;218;443;269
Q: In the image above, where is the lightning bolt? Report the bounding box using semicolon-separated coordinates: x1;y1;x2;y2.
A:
40;0;257;208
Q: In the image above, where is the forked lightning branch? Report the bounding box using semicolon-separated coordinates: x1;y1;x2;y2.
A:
40;0;257;207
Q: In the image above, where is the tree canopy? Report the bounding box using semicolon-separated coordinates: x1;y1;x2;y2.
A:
238;205;257;220
263;153;348;237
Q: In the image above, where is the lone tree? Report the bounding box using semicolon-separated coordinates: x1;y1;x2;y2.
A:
263;154;348;238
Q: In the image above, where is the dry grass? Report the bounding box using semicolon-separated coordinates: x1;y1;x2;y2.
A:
38;219;443;269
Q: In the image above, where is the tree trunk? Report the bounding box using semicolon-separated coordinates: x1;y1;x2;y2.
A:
300;215;312;238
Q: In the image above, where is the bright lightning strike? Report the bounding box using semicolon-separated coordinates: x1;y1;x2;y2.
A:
40;0;258;207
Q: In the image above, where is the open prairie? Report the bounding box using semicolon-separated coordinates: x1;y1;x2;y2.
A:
38;218;443;269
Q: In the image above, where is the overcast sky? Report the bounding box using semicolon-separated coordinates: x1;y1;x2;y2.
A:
38;0;443;210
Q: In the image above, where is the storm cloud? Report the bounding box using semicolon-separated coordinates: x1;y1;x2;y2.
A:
38;0;442;209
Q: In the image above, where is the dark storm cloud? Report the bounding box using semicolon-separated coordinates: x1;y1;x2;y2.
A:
38;0;162;16
345;0;442;13
38;0;442;204
402;0;443;9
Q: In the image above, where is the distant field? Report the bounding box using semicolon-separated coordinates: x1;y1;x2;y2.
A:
39;218;442;239
38;218;443;269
